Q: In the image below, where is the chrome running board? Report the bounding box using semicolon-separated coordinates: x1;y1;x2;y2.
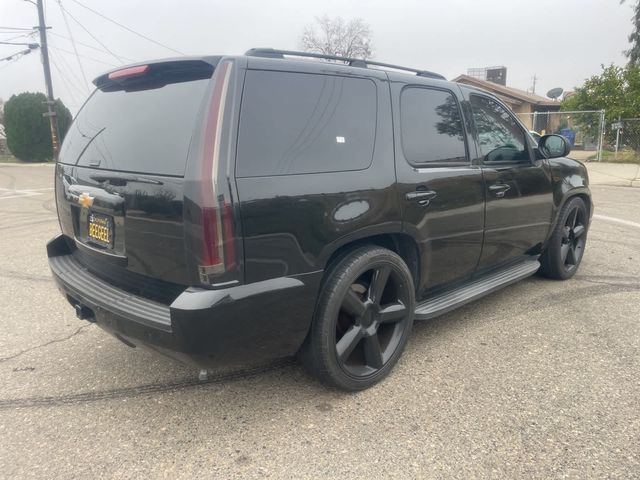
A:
414;258;541;321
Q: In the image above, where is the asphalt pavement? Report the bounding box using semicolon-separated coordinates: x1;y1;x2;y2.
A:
0;163;638;479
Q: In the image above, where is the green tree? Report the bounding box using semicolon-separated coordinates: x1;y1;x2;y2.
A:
4;92;72;162
621;0;640;65
562;64;640;148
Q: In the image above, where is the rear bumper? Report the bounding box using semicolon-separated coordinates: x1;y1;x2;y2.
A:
47;235;321;366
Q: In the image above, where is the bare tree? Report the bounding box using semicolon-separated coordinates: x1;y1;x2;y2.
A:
301;15;373;59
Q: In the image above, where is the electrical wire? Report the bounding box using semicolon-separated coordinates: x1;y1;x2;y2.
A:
67;0;185;55
0;48;36;63
49;31;134;62
57;2;127;64
0;58;21;71
48;49;82;106
56;0;90;92
0;32;37;42
0;41;38;46
48;44;118;67
0;26;35;31
48;40;88;93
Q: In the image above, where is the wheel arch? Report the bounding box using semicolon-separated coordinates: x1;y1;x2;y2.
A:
555;187;592;224
543;186;592;251
321;232;421;292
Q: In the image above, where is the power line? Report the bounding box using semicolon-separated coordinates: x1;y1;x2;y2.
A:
0;40;39;46
56;2;126;64
0;47;37;63
48;41;87;94
0;26;36;31
49;31;134;62
51;56;78;103
50;39;87;88
49;44;118;67
0;57;23;71
56;0;90;92
0;32;37;42
67;0;185;55
49;50;82;106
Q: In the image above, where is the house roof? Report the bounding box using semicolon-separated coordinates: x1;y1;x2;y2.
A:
452;74;559;107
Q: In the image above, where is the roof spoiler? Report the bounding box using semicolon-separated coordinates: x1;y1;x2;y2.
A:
93;58;220;90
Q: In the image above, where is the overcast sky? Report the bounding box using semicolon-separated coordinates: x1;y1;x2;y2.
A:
0;0;634;113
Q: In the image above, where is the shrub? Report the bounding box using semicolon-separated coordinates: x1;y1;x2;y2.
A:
4;92;72;162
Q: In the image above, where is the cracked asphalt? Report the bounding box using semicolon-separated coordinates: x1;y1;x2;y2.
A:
0;164;638;479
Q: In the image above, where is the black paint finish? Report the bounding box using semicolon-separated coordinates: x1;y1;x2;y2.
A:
55;163;190;286
47;53;592;368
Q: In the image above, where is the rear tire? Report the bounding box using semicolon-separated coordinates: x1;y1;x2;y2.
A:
539;197;589;280
299;246;415;391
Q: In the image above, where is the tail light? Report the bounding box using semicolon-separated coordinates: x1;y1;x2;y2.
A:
198;61;235;284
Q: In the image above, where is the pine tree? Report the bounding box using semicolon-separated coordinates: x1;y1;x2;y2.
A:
622;0;640;65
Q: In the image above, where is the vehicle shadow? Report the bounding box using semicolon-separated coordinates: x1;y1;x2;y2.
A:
3;272;625;414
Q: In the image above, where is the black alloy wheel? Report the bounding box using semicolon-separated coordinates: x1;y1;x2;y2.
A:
560;203;587;271
540;196;589;280
299;246;415;391
336;264;412;377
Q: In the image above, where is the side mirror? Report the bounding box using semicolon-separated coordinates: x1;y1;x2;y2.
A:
529;131;542;143
538;134;570;159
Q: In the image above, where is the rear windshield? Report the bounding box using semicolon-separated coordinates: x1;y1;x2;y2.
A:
59;78;210;177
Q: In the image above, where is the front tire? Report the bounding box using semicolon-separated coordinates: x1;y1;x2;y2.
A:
540;197;589;280
299;246;416;391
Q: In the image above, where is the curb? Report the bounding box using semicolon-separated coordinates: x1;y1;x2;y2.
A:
0;162;55;167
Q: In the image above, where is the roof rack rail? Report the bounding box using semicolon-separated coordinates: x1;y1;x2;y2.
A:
244;48;446;80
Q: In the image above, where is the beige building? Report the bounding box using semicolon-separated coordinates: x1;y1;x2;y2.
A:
453;74;561;131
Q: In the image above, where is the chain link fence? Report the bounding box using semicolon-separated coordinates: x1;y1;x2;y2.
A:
516;110;605;162
604;118;640;163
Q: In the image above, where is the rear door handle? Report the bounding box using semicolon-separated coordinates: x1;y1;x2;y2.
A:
405;190;437;206
489;183;511;198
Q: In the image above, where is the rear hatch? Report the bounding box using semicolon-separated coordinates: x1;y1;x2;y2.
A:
55;58;242;300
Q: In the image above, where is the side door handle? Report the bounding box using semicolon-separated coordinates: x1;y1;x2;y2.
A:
489;183;511;198
405;190;437;206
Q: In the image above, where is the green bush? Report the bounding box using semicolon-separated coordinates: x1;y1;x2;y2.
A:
3;92;72;162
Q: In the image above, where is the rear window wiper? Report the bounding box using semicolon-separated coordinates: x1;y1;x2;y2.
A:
89;174;164;186
74;127;106;166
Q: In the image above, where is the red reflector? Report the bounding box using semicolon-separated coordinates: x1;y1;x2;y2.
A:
108;65;149;80
221;202;236;270
201;206;221;266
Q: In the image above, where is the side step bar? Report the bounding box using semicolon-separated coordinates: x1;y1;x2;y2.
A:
414;258;541;321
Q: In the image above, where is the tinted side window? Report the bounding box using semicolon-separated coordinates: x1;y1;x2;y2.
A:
400;87;467;164
469;95;529;163
236;71;377;177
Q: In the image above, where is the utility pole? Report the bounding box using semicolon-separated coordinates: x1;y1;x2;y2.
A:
531;74;538;95
36;0;60;160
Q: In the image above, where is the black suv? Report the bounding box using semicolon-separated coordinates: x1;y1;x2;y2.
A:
48;49;592;390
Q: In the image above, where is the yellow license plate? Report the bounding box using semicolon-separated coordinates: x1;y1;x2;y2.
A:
88;213;113;246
